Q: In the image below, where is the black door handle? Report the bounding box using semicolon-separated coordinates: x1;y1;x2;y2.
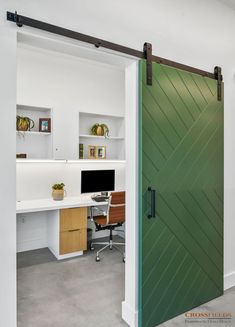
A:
148;187;156;219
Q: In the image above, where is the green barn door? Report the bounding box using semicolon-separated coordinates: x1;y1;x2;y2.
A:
139;60;224;327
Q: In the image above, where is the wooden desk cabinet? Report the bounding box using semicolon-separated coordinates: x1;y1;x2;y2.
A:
59;207;88;255
17;197;108;260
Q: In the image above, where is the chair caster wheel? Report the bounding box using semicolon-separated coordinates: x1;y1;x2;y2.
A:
109;246;113;250
96;256;100;262
90;246;95;251
123;257;125;263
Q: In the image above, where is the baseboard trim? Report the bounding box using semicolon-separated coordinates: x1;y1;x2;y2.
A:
17;238;47;252
122;301;138;327
53;249;83;260
224;271;235;290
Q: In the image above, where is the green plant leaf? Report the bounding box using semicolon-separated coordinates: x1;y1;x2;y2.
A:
52;183;65;190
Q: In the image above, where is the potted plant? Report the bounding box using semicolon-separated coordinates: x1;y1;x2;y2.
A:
52;183;65;201
90;123;109;137
16;115;35;131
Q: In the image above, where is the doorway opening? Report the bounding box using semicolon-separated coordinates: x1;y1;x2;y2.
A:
16;29;138;327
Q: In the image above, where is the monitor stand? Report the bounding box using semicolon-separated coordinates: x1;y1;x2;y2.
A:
91;192;109;202
101;191;108;197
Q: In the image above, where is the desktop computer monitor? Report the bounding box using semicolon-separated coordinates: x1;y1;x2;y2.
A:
81;169;115;194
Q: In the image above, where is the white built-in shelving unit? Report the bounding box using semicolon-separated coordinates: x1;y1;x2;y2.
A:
16;107;125;161
79;112;125;160
16;104;52;159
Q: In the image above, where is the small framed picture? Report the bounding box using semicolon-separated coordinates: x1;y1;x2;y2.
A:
39;118;51;132
96;146;106;159
88;145;96;159
79;143;84;159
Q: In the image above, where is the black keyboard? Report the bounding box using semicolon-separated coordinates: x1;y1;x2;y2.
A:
92;196;109;202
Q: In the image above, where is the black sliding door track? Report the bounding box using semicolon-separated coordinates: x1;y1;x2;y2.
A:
7;10;222;92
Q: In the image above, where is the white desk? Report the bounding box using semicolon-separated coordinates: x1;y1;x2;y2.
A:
16;196;108;260
17;196;108;214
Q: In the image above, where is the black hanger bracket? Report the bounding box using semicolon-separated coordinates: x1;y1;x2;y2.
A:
214;66;223;101
143;42;152;86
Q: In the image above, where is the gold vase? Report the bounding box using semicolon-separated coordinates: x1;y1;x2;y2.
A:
52;189;65;201
96;126;104;136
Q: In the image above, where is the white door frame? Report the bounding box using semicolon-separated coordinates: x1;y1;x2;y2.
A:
123;61;139;326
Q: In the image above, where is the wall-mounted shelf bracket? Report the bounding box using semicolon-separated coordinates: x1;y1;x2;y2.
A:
214;66;223;101
143;42;152;86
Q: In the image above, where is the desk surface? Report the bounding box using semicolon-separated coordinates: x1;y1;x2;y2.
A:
16;196;108;214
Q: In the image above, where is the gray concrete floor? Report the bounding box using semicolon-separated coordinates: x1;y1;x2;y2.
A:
17;237;127;327
18;241;235;327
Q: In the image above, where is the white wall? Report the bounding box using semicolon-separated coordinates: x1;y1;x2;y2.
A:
17;45;125;159
16;161;125;200
0;26;16;327
17;46;125;117
1;0;235;326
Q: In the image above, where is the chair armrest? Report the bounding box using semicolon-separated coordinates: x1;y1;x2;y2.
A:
109;203;125;208
90;206;107;221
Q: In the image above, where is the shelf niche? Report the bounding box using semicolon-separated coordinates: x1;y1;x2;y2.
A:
16;104;52;159
79;112;125;160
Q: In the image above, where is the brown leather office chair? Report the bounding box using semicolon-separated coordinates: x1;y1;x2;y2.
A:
90;191;125;262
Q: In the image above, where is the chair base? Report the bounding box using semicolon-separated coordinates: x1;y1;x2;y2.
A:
90;236;125;262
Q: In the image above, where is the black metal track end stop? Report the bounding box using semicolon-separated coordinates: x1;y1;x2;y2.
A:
6;11;23;27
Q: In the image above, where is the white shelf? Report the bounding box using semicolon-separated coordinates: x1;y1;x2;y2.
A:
79;134;124;140
70;159;126;163
16;159;126;164
16;131;51;136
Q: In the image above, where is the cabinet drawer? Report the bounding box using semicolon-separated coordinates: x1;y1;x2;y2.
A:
60;229;87;255
60;207;87;232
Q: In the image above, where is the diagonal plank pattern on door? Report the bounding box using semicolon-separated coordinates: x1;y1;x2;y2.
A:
139;61;223;327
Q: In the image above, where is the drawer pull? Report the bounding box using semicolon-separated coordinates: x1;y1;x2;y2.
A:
68;229;80;232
